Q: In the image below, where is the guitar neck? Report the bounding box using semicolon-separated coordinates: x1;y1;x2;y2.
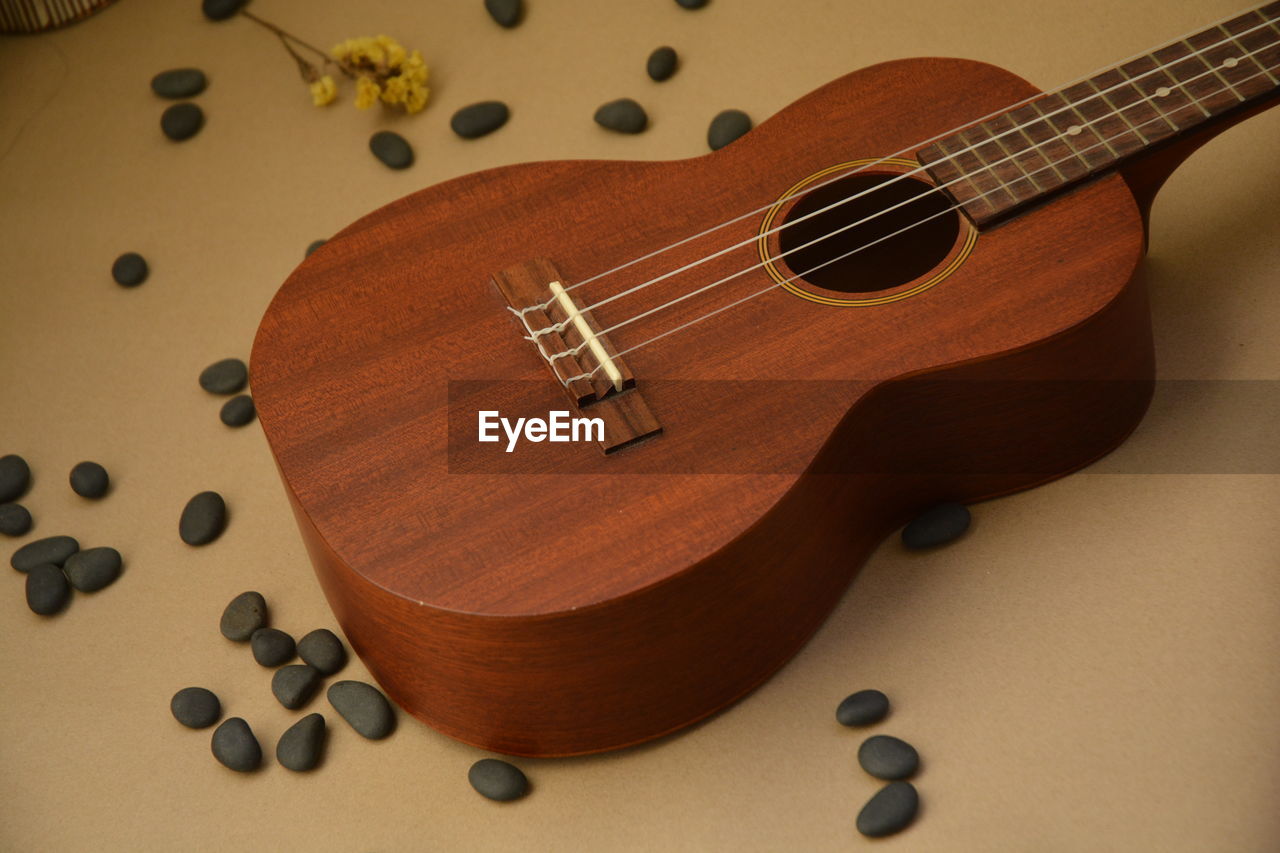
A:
918;2;1280;226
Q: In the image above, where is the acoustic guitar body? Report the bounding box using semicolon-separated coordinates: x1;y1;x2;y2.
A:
252;57;1153;756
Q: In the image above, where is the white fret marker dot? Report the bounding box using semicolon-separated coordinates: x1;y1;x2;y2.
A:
1066;125;1082;136
1224;57;1239;68
1155;86;1171;97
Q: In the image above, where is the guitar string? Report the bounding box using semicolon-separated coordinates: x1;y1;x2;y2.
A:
515;4;1273;320
555;54;1278;387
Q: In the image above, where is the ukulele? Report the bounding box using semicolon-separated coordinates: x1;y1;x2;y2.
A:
252;4;1280;756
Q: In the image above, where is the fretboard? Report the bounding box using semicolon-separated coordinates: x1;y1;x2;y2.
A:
917;3;1280;226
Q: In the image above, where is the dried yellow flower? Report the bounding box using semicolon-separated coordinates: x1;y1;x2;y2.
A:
309;74;337;107
354;75;381;110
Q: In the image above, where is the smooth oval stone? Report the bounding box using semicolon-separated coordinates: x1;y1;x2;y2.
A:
327;680;395;739
111;252;148;287
11;535;79;571
707;109;752;150
0;454;30;502
26;564;70;615
250;627;296;667
211;717;261;772
170;686;222;729
220;590;267;641
858;735;920;781
305;238;326;257
220;394;256;427
856;781;919;838
161;102;204;141
298;628;347;676
369;131;414;170
675;0;708;8
64;546;122;592
646;46;678;82
151;68;207;99
468;758;528;801
837;689;890;727
277;713;326;772
451;101;510;139
201;0;247;22
484;0;522;28
272;664;322;710
0;503;32;537
69;461;109;498
198;358;247;394
594;98;648;134
902;501;970;549
180;490;227;546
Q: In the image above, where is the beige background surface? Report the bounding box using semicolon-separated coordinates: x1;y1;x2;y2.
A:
1;0;1278;850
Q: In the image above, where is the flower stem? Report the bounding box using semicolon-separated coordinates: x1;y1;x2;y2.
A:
240;9;356;79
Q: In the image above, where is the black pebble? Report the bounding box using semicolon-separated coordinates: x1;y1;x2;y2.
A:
484;0;522;28
675;0;708;8
220;590;267;641
305;239;327;257
594;98;648;134
0;454;31;502
220;395;256;427
837;689;890;727
198;358;248;394
161;102;204;141
468;758;529;802
11;535;79;571
327;680;396;739
251;627;296;667
272;664;322;710
25;564;70;615
64;546;122;592
858;734;920;781
171;686;222;729
451;101;510;139
0;503;32;537
298;628;347;676
211;717;261;772
69;461;109;499
647;46;678;82
369;131;414;170
902;502;970;549
201;0;248;22
856;781;919;838
707;109;752;150
180;490;227;546
277;713;326;772
151;68;207;99
111;252;148;287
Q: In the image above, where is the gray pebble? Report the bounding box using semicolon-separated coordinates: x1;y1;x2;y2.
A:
902;502;970;549
484;0;522;28
180;490;227;546
451;101;510;139
272;664;322;710
298;628;347;676
220;590;267;641
161;102;204;141
594;98;648;134
64;546;122;592
11;535;79;571
305;239;327;257
856;781;919;838
327;680;395;739
369;131;414;170
220;395;256;427
0;503;32;537
858;734;919;780
468;758;529;801
0;454;30;502
836;689;890;727
170;686;221;729
198;358;247;394
707;109;752;150
151;68;207;99
111;252;148;287
647;46;678;82
277;713;326;772
211;717;261;772
201;0;247;21
69;461;109;499
250;627;296;667
675;0;708;8
25;564;70;615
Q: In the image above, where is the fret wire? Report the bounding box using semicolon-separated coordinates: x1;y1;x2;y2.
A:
1116;66;1180;129
960;125;1038;202
1086;78;1152;143
1064;99;1121;157
1220;23;1280;83
989;129;1042;192
1149;50;1214;117
1183;37;1247;100
1027;101;1091;176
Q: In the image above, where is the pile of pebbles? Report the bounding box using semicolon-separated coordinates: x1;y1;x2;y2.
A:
199;357;256;428
837;689;921;838
152;67;208;142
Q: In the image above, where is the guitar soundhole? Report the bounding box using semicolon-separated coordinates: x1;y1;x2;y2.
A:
778;173;960;294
